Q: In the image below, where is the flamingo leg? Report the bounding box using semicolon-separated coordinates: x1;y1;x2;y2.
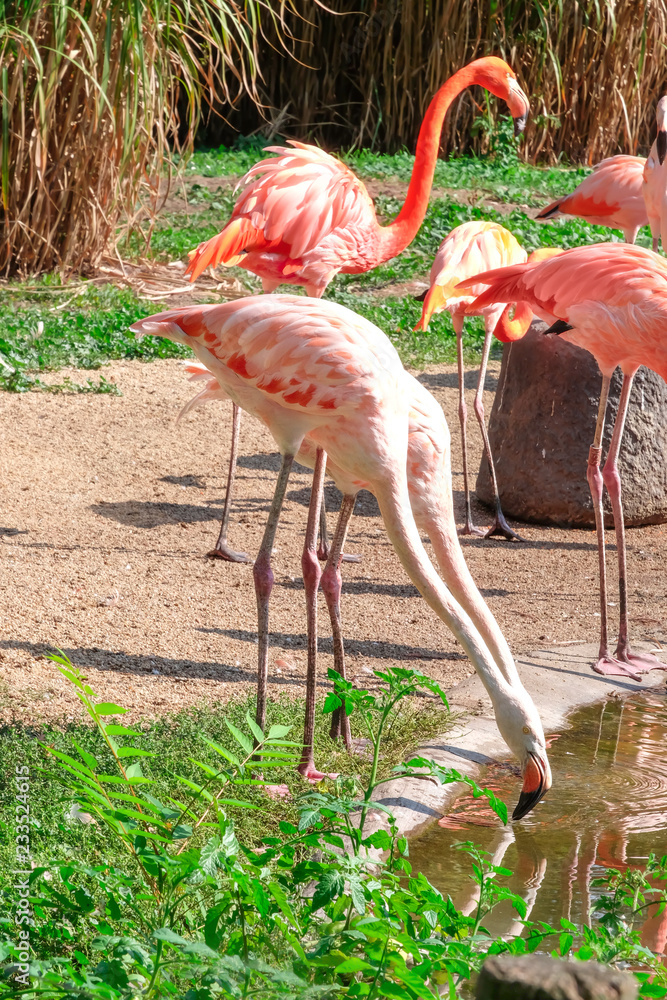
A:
318;488;361;564
586;375;619;676
475;323;524;541
299;447;332;781
208;403;251;563
455;315;484;537
322;494;356;750
600;373;667;678
254;452;294;737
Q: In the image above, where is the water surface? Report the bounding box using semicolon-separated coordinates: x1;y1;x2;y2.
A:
409;692;667;937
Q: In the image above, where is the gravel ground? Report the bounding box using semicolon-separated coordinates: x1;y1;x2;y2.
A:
1;357;666;725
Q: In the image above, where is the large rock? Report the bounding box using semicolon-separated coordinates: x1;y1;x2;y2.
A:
476;321;667;527
476;954;638;1000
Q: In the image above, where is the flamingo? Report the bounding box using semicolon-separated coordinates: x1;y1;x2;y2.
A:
183;56;529;562
414;221;532;539
536;155;648;244
457;242;667;681
642;97;667;253
131;295;551;820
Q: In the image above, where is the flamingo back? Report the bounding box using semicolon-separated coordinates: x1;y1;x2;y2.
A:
185;142;381;291
458;242;667;380
538;155;647;236
415;221;527;330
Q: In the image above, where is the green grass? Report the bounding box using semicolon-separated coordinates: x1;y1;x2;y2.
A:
0;691;448;885
1;142;651;382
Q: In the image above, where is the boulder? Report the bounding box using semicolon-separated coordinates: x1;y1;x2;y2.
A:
476;953;638;1000
476;321;667;527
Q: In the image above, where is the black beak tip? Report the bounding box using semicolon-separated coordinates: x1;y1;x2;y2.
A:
514;113;528;136
657;130;667;166
512;782;548;822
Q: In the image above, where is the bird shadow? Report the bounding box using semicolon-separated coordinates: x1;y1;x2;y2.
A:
199;627;465;661
159;474;207;488
237;452;311;474
419;370;499;392
287;484;380;517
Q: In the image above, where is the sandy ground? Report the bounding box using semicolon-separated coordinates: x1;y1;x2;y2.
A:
1;357;666;725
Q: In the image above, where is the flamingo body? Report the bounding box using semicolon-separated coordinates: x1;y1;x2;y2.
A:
185;58;530;295
537;156;648;243
133;295;550;814
642;97;667;252
415;220;528;333
462;242;667;381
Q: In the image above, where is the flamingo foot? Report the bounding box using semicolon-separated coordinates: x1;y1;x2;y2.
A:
207;542;251;563
617;647;667;675
458;521;485;538
484;516;526;543
264;783;291;800
592;653;643;683
297;763;338;783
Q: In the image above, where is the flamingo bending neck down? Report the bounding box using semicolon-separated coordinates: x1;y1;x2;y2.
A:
642;96;667;253
182;56;529;563
458;242;667;681
536;155;648;244
131;295;550;820
415;220;532;540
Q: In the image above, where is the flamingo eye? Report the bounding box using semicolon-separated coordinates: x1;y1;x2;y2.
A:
522;726;531;735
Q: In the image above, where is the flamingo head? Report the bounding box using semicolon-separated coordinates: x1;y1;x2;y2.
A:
470;57;530;134
656;96;667;164
527;246;564;265
494;690;552;821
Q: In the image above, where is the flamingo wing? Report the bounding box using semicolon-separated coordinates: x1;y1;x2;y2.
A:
537;155;647;232
185;143;380;289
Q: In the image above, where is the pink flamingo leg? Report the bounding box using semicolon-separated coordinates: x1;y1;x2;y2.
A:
322;493;356;750
586;375;625;677
455;315;484;537
318;491;361;565
254;452;294;736
208;403;251;563
298;447;334;781
600;372;667;678
476;323;524;541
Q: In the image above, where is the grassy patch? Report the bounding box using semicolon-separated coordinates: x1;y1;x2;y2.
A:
0;690;448;881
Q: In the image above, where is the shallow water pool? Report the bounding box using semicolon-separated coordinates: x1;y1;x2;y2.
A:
409;691;667;941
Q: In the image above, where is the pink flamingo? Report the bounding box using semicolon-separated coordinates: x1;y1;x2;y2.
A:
536;155;648;244
131;295;551;818
458;242;667;681
183;57;529;562
642;97;667;252
415;220;532;539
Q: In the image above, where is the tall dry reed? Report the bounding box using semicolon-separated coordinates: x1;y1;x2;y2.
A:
0;0;297;275
212;1;667;164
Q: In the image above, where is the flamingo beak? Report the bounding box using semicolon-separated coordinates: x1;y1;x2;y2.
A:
512;751;551;821
414;284;447;332
514;112;528;136
657;128;667;166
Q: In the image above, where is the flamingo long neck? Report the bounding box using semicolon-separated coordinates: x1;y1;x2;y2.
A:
378;63;484;261
410;479;522;690
495;302;533;343
372;470;523;715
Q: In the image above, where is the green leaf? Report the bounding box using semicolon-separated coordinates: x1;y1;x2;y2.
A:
245;710;264;745
348;875;366;916
153;927;188;945
559;932;573;955
72;742;98;771
116;748;156;759
105;725;145;737
311;870;345;911
267;724;292;739
201;736;240;768
94;702;127;715
224;719;253;756
335;956;374;974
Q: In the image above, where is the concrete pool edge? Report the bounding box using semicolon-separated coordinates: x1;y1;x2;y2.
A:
365;642;667;842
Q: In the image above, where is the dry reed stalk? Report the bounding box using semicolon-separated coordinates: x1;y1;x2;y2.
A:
214;1;667;164
0;0;298;276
